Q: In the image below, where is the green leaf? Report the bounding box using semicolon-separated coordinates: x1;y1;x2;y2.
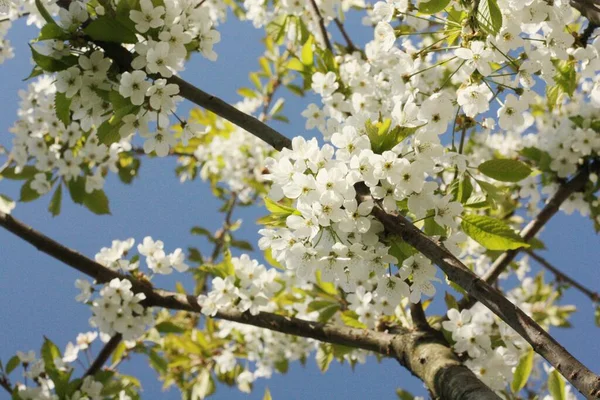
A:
444;292;459;310
96;119;122;146
41;337;61;368
39;23;69;41
109;90;138;122
35;0;56;25
264;248;284;270
83;189;111;215
366;119;418;154
511;347;534;393
29;45;77;73
231;239;253;251
1;166;37;180
191;226;212;237
191;369;215;399
83;16;138;43
48;184;62;216
548;370;566;400
461;214;529;250
23;66;44;81
301;36;314;66
111;342;127;366
20;180;42;202
237;87;257;98
418;0;451;14
316;344;333;373
155;321;186;334
478;159;532;182
318;304;341;323
148;350;167;374
340;310;367;329
6;355;20;374
54;92;71;127
67;176;86;204
263;388;272;400
477;0;503;35
396;389;415;400
451;175;473;203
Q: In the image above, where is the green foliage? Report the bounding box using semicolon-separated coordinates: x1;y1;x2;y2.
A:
477;0;503;35
461;214;529;250
547;369;566;400
83;189;111;215
478;159;532;182
366;119;418;154
316;344;334;373
29;45;78;73
418;0;451;14
1;166;37;180
83;16;138;43
96;119;123;146
39;23;70;41
5;355;20;375
511;347;534;393
396;389;416;400
54;92;72;127
48;184;62;216
35;0;56;25
547;60;577;110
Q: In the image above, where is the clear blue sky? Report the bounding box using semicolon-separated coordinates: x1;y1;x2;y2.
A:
0;10;598;400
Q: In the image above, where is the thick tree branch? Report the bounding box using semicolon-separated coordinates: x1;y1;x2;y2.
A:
457;165;595;311
83;334;123;378
410;302;430;331
371;207;600;399
0;211;498;399
527;250;600;303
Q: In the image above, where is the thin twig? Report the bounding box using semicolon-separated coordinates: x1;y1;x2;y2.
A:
526;250;600;303
410;302;430;330
0;375;12;395
207;193;237;263
83;334;123;378
309;0;333;52
334;18;357;52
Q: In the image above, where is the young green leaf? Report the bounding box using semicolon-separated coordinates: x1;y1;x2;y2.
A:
48;184;62;216
419;0;451;14
511;347;534;393
478;159;532;182
83;190;111;215
461;214;529;250
83;16;138;43
548;370;566;400
54;92;71;127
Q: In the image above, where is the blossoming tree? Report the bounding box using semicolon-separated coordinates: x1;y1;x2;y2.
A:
0;0;599;398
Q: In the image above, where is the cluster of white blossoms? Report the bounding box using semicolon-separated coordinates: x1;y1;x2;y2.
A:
198;254;281;316
11;334;135;400
88;278;154;341
8;76;130;195
210;321;320;393
259;133;461;304
91;236;189;276
74;237;189;339
27;0;220;159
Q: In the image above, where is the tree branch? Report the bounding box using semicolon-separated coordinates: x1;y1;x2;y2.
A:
0;375;12;395
526;250;600;303
334;18;357;52
371;207;600;398
309;0;333;52
410;302;430;331
83;334;123;378
457;165;595;311
0;211;499;399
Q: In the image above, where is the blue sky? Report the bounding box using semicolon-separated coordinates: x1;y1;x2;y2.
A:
0;9;598;400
